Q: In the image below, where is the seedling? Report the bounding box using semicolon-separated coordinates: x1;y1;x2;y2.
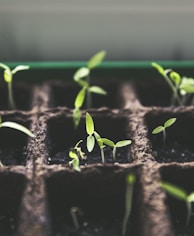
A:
69;140;85;172
100;138;132;162
0;116;35;138
0;116;35;166
122;173;136;236
70;206;83;230
161;181;194;226
152;62;194;106
73;51;107;128
85;112;106;163
0;63;30;109
152;117;176;147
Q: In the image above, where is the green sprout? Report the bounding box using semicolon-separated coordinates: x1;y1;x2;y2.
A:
152;62;194;106
69;140;85;172
100;138;132;162
0;116;35;166
70;206;83;230
85;112;106;163
0;63;30;109
152;118;176;147
0;116;35;138
161;181;194;226
73;51;107;128
122;173;136;236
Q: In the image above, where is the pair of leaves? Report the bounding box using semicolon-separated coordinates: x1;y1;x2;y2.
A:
74;50;106;82
100;138;132;149
152;118;176;135
0;63;29;83
152;62;194;96
86;113;95;152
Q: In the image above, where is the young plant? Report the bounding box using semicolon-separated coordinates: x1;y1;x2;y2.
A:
152;62;194;106
0;116;35;138
0;63;30;109
122;173;136;236
100;138;132;162
70;206;83;230
73;51;107;128
0;116;35;166
69;140;85;172
85;112;106;163
152;117;176;147
161;181;194;226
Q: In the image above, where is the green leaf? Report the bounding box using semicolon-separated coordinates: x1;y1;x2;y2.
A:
73;108;81;128
152;126;165;134
187;193;194;203
11;65;30;75
169;71;181;86
4;69;12;83
69;150;78;159
88;86;107;95
88;51;106;69
74;88;86;108
179;77;194;94
161;182;187;201
100;138;115;147
152;62;165;75
87;135;95;152
86;112;94;135
69;158;81;172
0;121;35;138
0;63;9;71
94;131;104;148
164;118;176;128
115;140;132;148
74;67;90;81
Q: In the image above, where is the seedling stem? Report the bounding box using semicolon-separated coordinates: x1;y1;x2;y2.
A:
122;173;136;236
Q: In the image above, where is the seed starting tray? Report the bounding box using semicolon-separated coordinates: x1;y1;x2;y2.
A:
0;61;194;236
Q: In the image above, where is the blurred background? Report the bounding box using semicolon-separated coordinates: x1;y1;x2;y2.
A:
0;0;194;62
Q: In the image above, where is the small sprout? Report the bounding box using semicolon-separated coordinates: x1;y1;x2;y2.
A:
86;112;95;152
152;62;194;106
152;118;176;147
122;173;136;236
100;138;132;162
73;51;107;128
0;63;30;109
0;116;35;138
69;140;85;172
73;87;86;128
70;206;83;230
0;116;35;167
85;113;105;163
161;181;194;226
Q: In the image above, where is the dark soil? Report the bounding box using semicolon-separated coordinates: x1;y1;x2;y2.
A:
48;146;131;165
0;146;27;166
153;142;194;163
52;216;128;236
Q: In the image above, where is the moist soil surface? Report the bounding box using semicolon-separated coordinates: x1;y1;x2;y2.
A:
48;146;132;165
53;217;125;236
153;143;194;163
